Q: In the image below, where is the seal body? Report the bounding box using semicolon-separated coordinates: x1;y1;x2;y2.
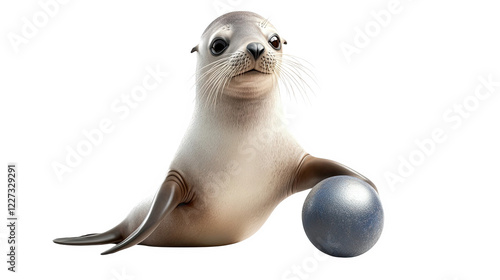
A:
54;11;378;255
123;93;305;246
123;11;306;246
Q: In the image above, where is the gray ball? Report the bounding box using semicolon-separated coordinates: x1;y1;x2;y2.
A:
302;176;384;257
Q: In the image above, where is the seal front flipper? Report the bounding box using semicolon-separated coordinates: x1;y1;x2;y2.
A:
53;226;122;245
292;154;377;194
101;171;187;255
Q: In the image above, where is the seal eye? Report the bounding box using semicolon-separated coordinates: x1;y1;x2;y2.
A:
268;35;281;50
210;38;228;56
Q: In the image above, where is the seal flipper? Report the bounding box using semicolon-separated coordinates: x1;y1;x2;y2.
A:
292;154;377;194
101;173;186;255
53;225;122;245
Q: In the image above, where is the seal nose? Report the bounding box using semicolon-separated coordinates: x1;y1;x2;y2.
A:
246;42;265;60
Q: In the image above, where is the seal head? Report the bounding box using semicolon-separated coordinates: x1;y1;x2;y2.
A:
192;11;287;101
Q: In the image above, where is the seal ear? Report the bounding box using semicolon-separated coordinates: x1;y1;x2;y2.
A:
191;45;199;53
283;39;287;45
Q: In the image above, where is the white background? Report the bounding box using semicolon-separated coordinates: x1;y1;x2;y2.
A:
1;0;500;279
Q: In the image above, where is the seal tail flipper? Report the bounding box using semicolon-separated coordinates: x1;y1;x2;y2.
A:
53;225;123;245
101;174;185;255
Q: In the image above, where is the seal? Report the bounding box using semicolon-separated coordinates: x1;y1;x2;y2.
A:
53;11;377;255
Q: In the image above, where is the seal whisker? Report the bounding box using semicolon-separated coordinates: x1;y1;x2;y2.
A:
279;55;316;77
195;58;231;91
259;17;271;28
215;66;234;106
277;55;317;84
193;59;226;81
195;59;229;86
275;63;309;102
274;64;295;100
205;61;232;109
198;59;231;108
209;68;228;108
273;61;296;101
279;63;312;95
212;61;234;107
195;67;226;98
274;56;315;103
271;66;280;94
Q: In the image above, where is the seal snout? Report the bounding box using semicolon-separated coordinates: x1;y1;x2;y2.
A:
246;42;265;60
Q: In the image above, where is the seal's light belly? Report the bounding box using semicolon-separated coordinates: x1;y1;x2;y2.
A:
140;130;304;246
